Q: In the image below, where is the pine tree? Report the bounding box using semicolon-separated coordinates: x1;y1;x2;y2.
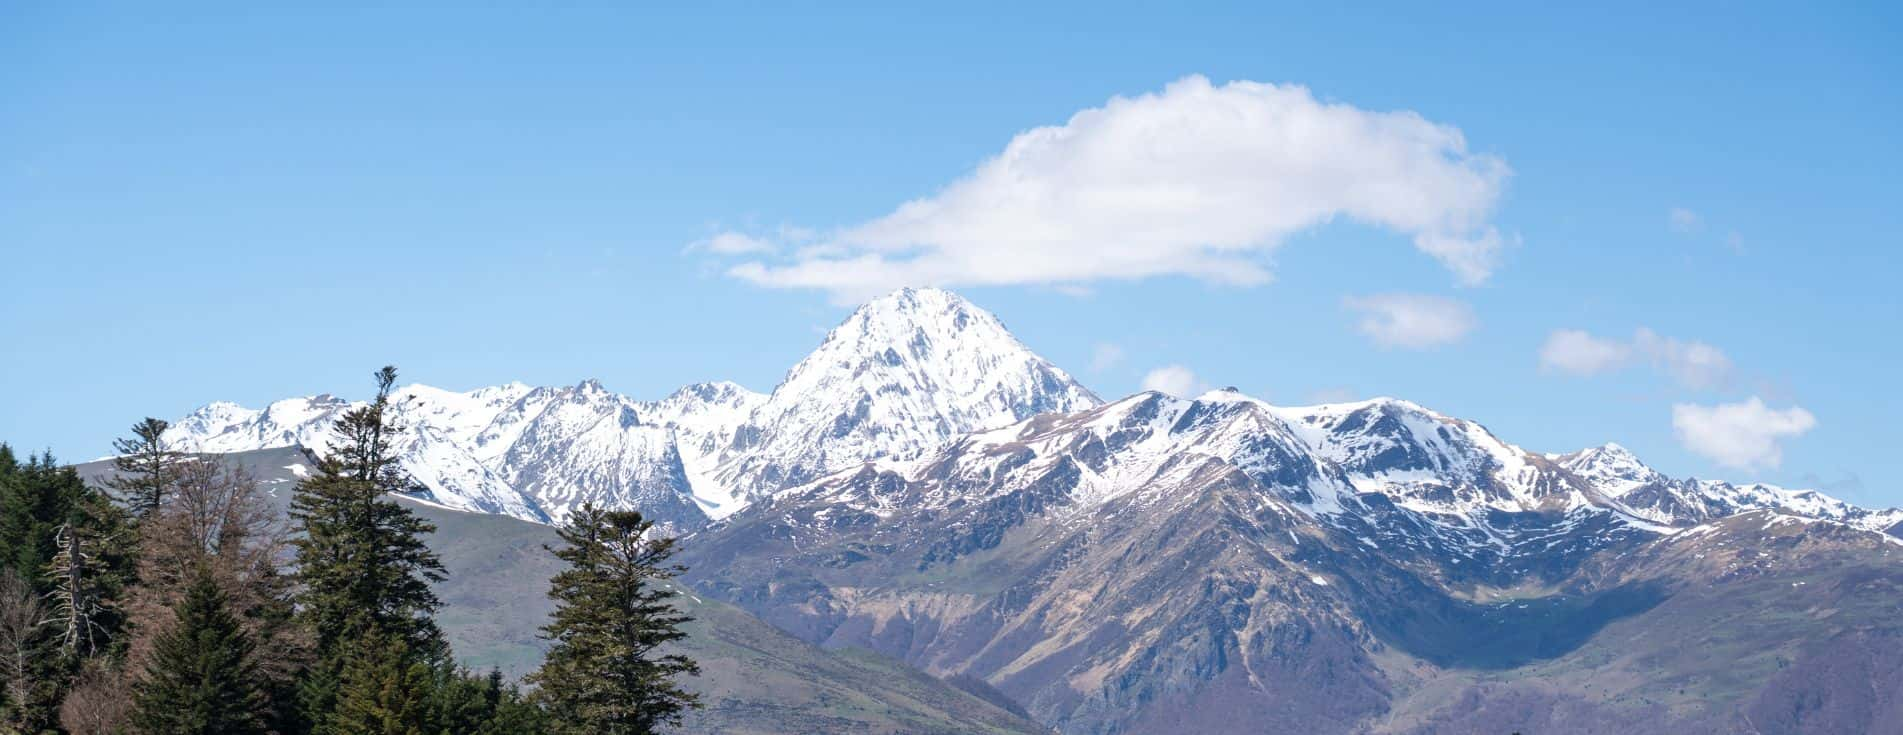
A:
528;504;700;734
290;366;447;727
0;449;133;731
468;667;548;735
0;451;77;587
122;456;304;732
330;633;433;735
103;418;185;519
130;567;270;735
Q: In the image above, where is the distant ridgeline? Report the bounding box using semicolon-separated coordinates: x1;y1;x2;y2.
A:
110;288;1903;734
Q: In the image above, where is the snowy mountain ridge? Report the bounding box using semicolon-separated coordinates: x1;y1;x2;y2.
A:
162;287;1100;528
161;288;1897;541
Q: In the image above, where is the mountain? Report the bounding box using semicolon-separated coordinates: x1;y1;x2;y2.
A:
1556;442;1903;531
675;389;1903;734
162;287;1099;530
149;287;1903;733
705;286;1100;497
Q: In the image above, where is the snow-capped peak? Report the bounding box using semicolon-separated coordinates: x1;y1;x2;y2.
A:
152;287;1896;548
1555;443;1665;498
705;286;1101;496
158;287;1101;528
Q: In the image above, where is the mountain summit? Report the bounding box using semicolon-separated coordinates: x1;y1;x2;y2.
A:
161;286;1892;541
162;287;1100;527
708;286;1101;496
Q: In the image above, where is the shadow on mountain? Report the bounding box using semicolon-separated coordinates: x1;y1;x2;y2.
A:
1365;582;1668;669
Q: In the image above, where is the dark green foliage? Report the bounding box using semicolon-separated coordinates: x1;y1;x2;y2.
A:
328;637;548;735
529;505;699;734
0;447;133;731
330;633;434;735
293;661;343;735
0;450;81;592
427;666;547;735
131;568;270;735
291;367;449;727
102;418;185;519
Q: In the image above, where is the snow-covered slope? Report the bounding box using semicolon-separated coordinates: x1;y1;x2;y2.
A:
1555;443;1903;533
764;384;1899;581
786;389;1351;522
1269;397;1597;517
166;380;752;528
161;287;1099;527
160;287;1893;541
708;287;1101;497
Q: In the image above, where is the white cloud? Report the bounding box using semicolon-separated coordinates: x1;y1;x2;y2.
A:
1141;365;1209;398
720;75;1511;300
1343;294;1475;350
1090;343;1125;372
1633;328;1732;390
1537;327;1732;389
1540;329;1632;376
694;231;778;255
1669;207;1703;234
1672;397;1816;470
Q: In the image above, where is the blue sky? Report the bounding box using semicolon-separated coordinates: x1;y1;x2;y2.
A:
3;3;1899;505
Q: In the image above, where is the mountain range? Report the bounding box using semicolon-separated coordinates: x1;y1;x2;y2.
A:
163;287;1098;530
162;287;1895;541
158;287;1903;734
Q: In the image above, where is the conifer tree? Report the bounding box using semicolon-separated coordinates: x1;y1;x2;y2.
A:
290;366;447;727
0;451;77;587
0;449;133;732
468;667;547;735
103;418;185;519
330;632;434;735
130;567;270;735
121;457;304;732
528;504;699;734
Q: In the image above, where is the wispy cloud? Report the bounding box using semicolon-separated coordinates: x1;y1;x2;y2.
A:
692;231;778;255
710;75;1512;301
1634;328;1732;390
1539;327;1733;390
1672;397;1816;470
1089;343;1126;372
1141;365;1209;398
1539;329;1631;376
1343;294;1476;350
1668;206;1747;255
1668;207;1704;234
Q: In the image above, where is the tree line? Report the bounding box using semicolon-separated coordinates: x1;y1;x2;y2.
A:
0;367;699;734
